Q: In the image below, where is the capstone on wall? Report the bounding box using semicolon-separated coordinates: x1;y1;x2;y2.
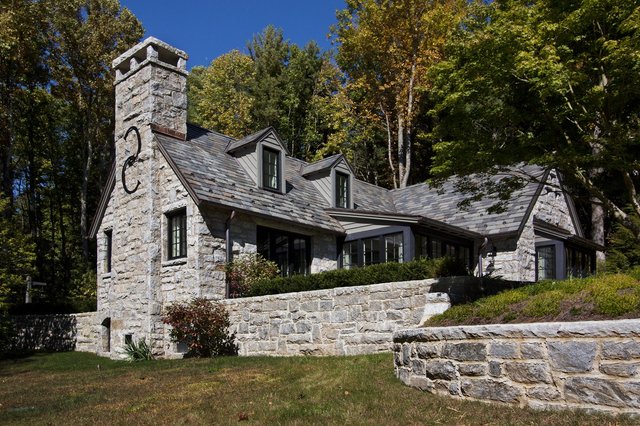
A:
394;319;640;417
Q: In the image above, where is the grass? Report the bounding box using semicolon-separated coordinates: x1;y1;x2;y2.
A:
426;271;640;326
0;352;633;425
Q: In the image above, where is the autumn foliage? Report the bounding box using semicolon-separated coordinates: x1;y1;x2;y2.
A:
162;298;237;357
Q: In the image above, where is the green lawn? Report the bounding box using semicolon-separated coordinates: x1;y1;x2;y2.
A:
427;271;640;326
0;352;634;425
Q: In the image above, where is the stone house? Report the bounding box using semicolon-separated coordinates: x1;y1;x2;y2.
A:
89;37;598;357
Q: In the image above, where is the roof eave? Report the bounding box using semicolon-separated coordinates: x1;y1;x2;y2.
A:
89;162;116;239
155;134;203;207
202;199;346;236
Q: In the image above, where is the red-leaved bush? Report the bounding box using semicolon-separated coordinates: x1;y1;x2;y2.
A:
162;298;237;357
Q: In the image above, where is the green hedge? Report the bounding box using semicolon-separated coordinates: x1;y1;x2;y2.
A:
243;257;468;297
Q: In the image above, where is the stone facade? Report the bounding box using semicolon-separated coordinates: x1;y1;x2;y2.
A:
223;278;453;356
483;172;578;282
394;319;640;417
89;36;593;359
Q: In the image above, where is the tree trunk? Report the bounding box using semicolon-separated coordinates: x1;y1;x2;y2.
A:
381;104;398;188
591;198;606;267
397;115;405;189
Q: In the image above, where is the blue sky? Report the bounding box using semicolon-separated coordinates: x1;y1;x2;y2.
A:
120;0;346;69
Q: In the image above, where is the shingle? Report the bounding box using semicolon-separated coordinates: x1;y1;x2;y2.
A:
225;127;273;153
157;125;344;233
301;154;343;177
391;166;545;235
157;124;544;238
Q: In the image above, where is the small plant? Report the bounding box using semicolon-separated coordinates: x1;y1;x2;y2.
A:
226;253;279;297
162;298;237;357
124;338;154;362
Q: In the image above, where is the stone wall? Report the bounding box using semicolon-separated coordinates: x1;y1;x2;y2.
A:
11;312;97;353
222;278;455;356
394;319;640;417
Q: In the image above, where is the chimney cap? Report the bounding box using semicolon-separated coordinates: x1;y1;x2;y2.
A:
112;36;188;70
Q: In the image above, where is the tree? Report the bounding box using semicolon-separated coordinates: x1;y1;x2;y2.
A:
0;0;142;307
0;194;35;306
50;0;143;263
430;0;640;246
333;0;467;188
0;0;51;213
189;26;329;160
188;51;255;138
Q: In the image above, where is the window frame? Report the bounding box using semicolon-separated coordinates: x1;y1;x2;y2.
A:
535;244;556;281
167;208;187;260
257;226;311;276
414;232;473;268
341;231;405;268
261;146;281;192
105;229;113;273
335;171;350;208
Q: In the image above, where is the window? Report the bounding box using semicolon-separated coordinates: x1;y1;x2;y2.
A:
335;172;350;208
105;230;112;273
565;246;593;278
385;233;403;263
168;209;187;259
262;147;280;191
363;236;382;265
415;233;472;268
342;240;359;270
258;226;310;276
536;245;556;280
341;232;403;268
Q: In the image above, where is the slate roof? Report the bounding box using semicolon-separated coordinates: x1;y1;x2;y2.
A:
225;127;274;153
391;165;546;236
155;125;549;239
156;125;345;234
301;154;343;177
90;123;551;241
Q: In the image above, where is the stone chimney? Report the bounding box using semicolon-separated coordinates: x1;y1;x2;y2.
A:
112;37;188;140
101;37;188;358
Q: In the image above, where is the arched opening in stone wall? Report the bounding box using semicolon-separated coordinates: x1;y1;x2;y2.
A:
101;317;111;352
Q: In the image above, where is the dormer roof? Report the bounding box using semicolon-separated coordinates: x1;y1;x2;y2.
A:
225;126;289;155
90;123;586;244
301;154;353;177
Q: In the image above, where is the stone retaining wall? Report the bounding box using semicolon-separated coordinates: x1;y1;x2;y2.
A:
222;278;455;356
11;312;98;353
393;319;640;417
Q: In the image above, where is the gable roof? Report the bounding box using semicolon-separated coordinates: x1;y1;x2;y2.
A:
301;154;353;177
90;123;581;244
390;165;547;236
156;124;344;234
89;162;116;239
225;126;289;155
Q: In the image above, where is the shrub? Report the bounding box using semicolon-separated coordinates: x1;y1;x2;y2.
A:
0;307;15;355
124;338;154;362
162;298;237;357
226;254;279;297
244;257;469;297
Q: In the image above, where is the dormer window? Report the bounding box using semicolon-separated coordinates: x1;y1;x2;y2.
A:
335;172;350;208
262;147;281;191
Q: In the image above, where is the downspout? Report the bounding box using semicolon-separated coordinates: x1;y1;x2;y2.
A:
225;210;237;298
